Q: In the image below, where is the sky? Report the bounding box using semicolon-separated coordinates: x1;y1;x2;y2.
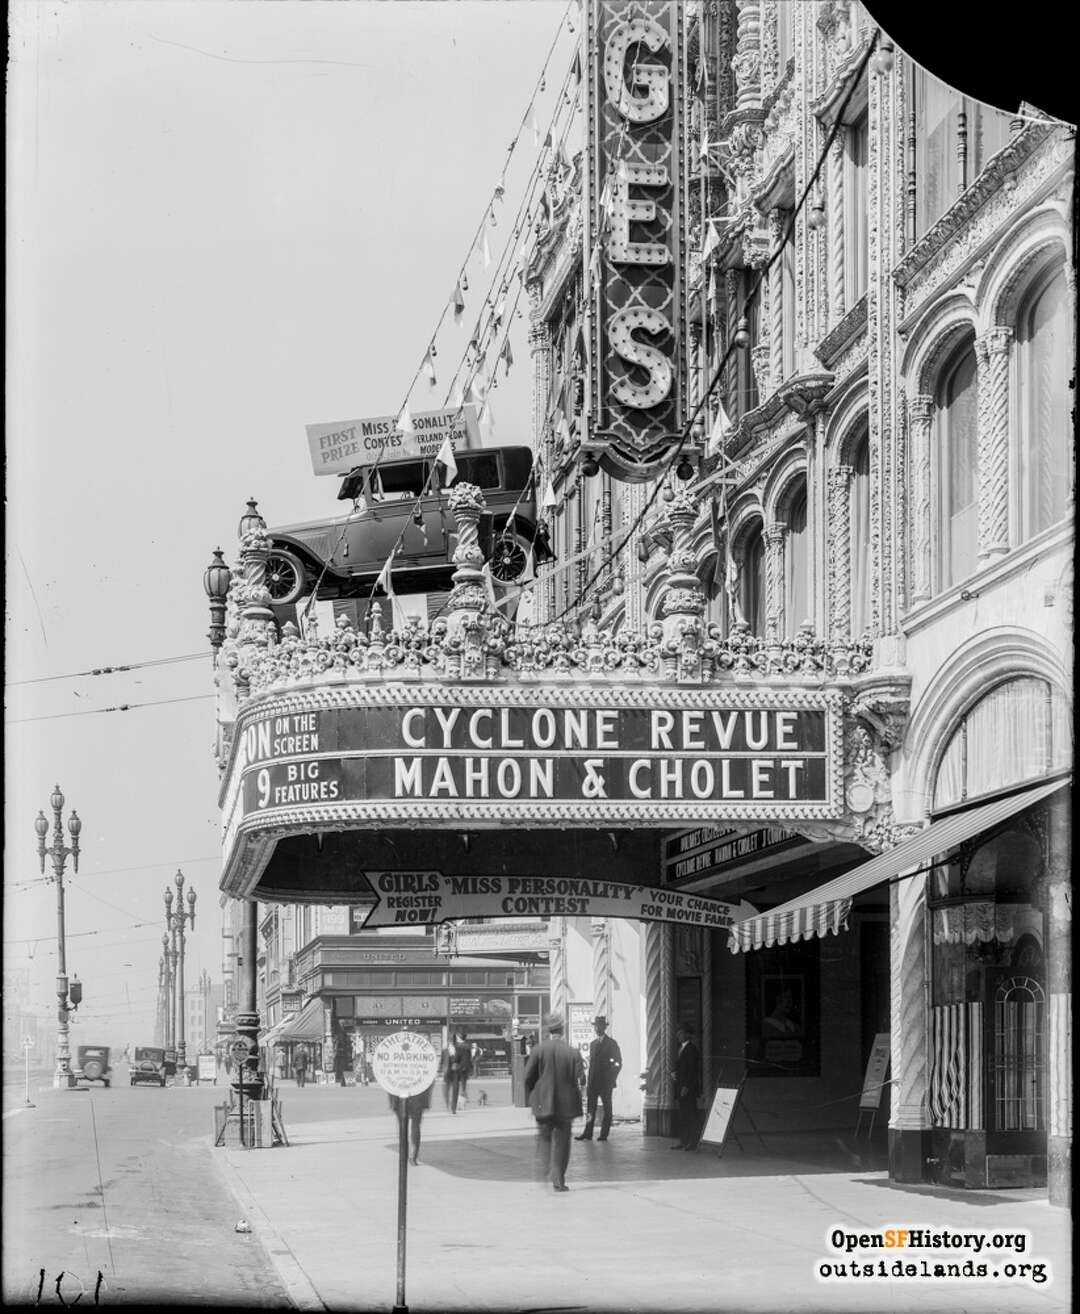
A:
5;0;578;1050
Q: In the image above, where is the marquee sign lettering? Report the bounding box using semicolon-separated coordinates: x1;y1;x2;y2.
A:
232;688;843;823
585;0;688;482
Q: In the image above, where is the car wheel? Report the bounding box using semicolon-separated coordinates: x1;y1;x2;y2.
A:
83;1059;104;1082
265;549;309;605
488;531;531;584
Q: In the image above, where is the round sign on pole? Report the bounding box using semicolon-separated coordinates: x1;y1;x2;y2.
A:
229;1036;255;1061
371;1031;438;1098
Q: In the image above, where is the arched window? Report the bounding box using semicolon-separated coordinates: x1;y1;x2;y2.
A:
1017;265;1070;541
784;483;809;637
849;432;872;637
933;676;1072;810
739;523;766;636
994;975;1046;1132
936;340;979;591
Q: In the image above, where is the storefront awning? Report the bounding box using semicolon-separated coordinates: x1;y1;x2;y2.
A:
727;777;1068;954
274;998;325;1043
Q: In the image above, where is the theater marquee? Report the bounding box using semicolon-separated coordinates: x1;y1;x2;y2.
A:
227;686;844;828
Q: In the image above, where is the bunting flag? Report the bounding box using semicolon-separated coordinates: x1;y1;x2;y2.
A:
588;240;602;287
451;379;465;408
460;271;469;292
708;263;719;315
477;399;495;439
543;128;553;151
450;280;466;320
482;562;499;608
500;338;514;376
542;479;558;511
539;190;552;227
699;130;711;162
422;347;437;387
701;218;720;260
373;554;395;598
481;229;492;268
572;48;581;86
532;108;541;147
707;397;733;454
435;434;458;485
396;402;415;434
492;293;507;327
488;203;498;228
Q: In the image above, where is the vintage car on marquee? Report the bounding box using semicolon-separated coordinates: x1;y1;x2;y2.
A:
263;445;553;605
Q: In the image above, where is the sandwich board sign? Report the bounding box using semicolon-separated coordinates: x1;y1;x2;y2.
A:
699;1082;743;1156
859;1032;890;1110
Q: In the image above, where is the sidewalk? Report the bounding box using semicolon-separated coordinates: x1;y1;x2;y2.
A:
211;1095;1071;1314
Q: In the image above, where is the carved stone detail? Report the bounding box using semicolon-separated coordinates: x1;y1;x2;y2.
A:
907;395;934;603
733;0;762;110
763;520;786;644
643;922;674;1122
828;465;855;640
890;872;930;1132
975;327;1013;560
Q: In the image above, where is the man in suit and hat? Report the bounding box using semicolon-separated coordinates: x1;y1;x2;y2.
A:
524;1011;585;1192
671;1022;702;1150
575;1015;623;1142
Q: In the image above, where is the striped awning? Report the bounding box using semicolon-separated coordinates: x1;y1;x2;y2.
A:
727;777;1068;954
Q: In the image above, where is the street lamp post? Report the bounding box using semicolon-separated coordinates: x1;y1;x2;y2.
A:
161;932;174;1050
164;871;196;1084
35;786;82;1090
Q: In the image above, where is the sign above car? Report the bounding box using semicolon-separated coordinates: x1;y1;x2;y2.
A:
306;405;482;476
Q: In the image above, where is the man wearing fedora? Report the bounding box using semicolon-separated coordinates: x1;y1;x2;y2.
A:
524;1012;585;1192
575;1014;623;1142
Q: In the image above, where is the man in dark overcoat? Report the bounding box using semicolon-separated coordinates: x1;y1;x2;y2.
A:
575;1015;623;1142
671;1023;702;1150
524;1012;585;1191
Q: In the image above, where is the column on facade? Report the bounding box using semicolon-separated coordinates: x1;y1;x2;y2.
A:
907;394;933;603
591;918;612;1025
767;210;784;390
827;464;855;640
827;135;846;327
888;870;931;1181
763;520;786;643
1045;799;1071;1206
701;928;713;1095
548;917;568;1022
642;921;675;1136
733;0;762;110
625;484;648;630
974;327;1013;561
529;317;555;619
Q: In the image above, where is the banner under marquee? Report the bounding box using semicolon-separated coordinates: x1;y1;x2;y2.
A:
354;871;738;931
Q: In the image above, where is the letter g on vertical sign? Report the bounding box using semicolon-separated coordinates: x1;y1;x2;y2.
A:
604;18;670;122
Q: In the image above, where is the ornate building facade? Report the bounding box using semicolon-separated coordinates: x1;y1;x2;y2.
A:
205;1;1071;1198
525;0;1073;1195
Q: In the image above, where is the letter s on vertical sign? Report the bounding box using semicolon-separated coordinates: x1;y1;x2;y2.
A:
603;18;670;124
610;308;673;410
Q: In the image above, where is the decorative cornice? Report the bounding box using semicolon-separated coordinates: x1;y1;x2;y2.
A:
892;121;1061;290
776;371;836;417
814;294;867;370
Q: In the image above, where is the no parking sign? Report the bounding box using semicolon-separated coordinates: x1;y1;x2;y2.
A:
371;1031;438;1098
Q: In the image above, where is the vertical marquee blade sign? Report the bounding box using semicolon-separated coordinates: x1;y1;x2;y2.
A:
585;0;688;483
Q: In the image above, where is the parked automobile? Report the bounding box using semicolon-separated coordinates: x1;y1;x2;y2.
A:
74;1045;111;1088
264;445;553;605
130;1045;168;1087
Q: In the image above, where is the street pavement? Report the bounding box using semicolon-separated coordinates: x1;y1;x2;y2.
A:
2;1063;290;1307
4;1070;1071;1311
213;1079;1072;1314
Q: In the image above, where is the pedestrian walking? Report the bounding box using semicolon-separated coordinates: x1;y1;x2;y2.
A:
575;1014;623;1142
441;1031;470;1113
332;1024;350;1087
524;1012;585;1192
293;1043;309;1088
670;1023;702;1151
390;1081;433;1165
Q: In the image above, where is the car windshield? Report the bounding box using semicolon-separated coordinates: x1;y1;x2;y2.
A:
135;1047;164;1063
